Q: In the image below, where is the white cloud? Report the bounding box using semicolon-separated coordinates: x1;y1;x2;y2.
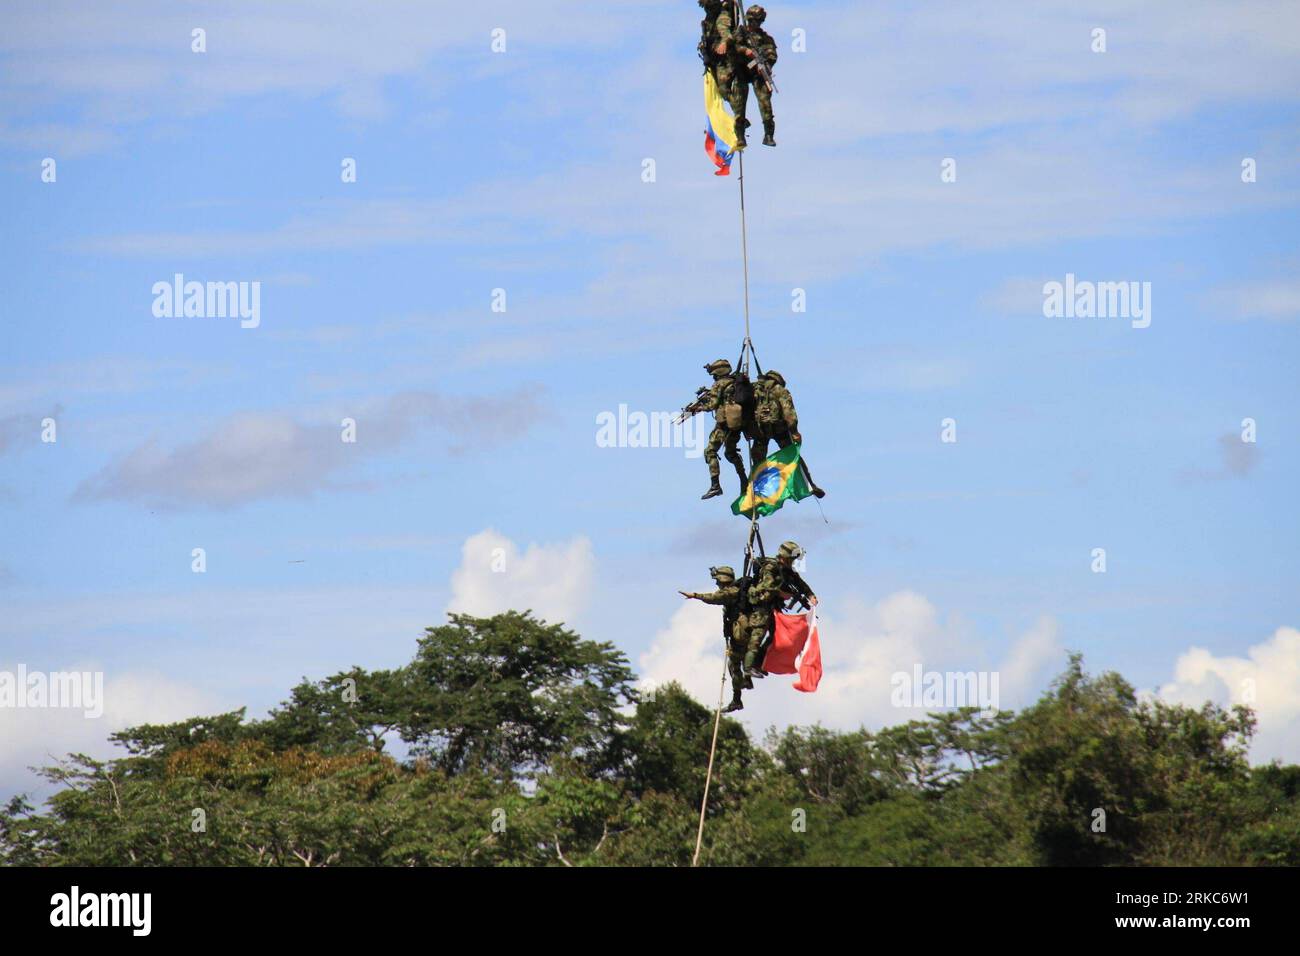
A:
638;600;729;705
1156;626;1300;763
1212;279;1300;322
446;529;594;625
0;667;222;800
0;0;626;150
73;387;546;509
0;357;223;416
998;616;1062;702
640;589;1059;732
982;277;1050;317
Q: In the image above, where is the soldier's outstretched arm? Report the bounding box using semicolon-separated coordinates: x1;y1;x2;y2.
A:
690;586;739;605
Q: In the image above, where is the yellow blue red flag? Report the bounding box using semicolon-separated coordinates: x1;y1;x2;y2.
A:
704;72;740;176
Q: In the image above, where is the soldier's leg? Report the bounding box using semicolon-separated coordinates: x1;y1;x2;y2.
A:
702;425;725;498
727;648;745;693
724;634;746;711
723;429;748;488
729;69;750;146
712;60;744;152
713;59;734;103
743;615;771;677
749;431;770;470
755;82;775;146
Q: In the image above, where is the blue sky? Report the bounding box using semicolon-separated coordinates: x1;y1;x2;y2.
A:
2;1;1298;798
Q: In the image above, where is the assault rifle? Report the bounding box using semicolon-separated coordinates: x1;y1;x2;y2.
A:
674;385;713;425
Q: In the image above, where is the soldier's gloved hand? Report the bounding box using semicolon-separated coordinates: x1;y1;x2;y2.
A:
791;430;802;443
715;41;727;54
679;591;694;600
809;595;819;606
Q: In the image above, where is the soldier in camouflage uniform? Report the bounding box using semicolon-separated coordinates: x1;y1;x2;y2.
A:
750;370;826;498
681;565;751;712
700;358;750;500
738;5;778;146
699;1;733;102
740;540;818;679
712;1;751;149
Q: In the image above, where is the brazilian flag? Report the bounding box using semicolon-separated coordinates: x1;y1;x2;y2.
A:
731;443;813;518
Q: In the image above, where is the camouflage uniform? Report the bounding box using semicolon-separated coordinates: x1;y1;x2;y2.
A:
714;2;750;147
701;358;749;499
699;1;733;100
741;542;817;676
739;6;778;146
750;370;825;497
733;602;773;684
683;565;750;712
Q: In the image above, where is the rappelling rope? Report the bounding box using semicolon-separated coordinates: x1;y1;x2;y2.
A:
694;142;762;868
694;502;764;868
692;648;729;867
739;145;751;343
694;140;820;856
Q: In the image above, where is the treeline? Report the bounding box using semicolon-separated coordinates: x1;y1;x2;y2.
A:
3;611;1297;866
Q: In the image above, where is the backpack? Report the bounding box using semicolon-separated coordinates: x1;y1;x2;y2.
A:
754;379;782;427
722;371;753;430
738;556;776;609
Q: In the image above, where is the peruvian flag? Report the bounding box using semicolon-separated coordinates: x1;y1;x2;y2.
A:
761;607;823;693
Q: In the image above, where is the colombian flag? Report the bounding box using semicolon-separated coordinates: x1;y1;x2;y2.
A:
704;72;740;176
731;442;813;518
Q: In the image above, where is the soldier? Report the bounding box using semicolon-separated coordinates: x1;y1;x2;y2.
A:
738;5;778;146
712;1;751;148
681;565;751;712
699;358;750;500
751;370;826;498
741;540;818;679
698;1;731;98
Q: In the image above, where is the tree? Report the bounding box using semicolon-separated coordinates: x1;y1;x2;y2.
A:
4;635;1298;868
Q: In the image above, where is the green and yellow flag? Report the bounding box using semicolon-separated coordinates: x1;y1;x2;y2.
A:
731;443;813;518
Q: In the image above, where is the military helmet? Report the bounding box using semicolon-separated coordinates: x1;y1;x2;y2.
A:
746;4;767;23
777;540;804;561
705;358;732;376
763;370;786;386
709;565;736;582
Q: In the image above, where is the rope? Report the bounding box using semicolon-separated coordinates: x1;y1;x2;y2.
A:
692;649;730;867
693;142;763;868
738;150;751;344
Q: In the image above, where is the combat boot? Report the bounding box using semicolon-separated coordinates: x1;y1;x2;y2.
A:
722;698;744;713
702;478;723;500
762;124;775;147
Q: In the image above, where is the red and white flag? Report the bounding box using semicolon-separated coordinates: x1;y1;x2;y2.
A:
761;607;823;693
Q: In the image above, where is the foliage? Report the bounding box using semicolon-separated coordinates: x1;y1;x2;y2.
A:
3;616;1295;867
